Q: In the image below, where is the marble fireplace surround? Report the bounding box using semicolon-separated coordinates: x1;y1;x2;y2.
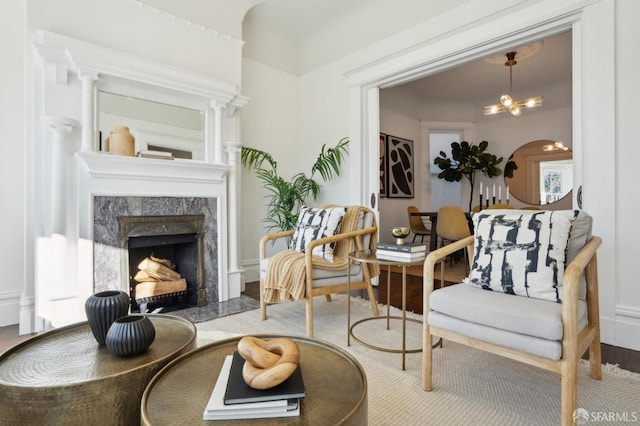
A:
94;197;217;304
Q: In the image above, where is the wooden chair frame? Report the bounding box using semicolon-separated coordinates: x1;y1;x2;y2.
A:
260;225;380;337
422;235;602;426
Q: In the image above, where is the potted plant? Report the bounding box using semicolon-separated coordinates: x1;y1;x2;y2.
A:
434;140;517;212
241;137;349;234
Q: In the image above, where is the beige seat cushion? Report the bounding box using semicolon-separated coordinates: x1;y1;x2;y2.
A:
429;283;588;359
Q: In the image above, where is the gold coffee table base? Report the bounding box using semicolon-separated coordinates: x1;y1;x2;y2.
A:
350;316;423;354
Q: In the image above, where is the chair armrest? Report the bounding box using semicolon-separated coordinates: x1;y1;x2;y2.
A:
561;236;602;345
423;235;473;281
260;230;295;261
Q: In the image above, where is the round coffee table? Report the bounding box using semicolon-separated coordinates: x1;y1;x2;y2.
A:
0;314;196;425
141;334;368;425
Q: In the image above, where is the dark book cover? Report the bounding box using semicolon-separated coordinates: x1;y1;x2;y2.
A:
376;242;427;252
224;351;306;405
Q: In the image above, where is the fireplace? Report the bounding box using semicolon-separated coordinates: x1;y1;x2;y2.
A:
120;215;205;313
93;196;219;310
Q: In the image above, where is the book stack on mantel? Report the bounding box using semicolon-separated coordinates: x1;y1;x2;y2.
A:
376;242;427;261
203;351;305;421
137;150;174;160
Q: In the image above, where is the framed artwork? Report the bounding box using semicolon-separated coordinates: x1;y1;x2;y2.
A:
379;133;387;197
386;135;414;198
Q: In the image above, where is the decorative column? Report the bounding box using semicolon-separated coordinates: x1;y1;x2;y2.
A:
42;116;79;235
77;69;99;152
224;141;243;298
210;101;225;164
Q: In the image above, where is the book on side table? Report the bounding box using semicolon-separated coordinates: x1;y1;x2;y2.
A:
203;352;304;420
376;242;427;253
375;250;427;261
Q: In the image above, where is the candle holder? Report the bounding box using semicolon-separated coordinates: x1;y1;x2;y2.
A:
479;194;483;210
498;199;502;205
486;199;489;208
506;199;510;205
492;196;496;205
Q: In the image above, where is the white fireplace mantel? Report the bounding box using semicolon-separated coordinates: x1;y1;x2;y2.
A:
77;151;230;184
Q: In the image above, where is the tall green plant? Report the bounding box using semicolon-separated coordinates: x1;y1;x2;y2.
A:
241;137;349;233
434;140;516;212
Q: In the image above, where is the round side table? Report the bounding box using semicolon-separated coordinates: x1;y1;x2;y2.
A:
348;249;440;370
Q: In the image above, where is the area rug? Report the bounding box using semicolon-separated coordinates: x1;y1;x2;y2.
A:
195;295;640;425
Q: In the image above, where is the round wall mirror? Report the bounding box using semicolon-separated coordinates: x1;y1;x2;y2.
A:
505;139;573;205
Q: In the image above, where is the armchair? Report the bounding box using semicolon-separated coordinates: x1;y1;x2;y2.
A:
422;210;602;426
259;206;380;337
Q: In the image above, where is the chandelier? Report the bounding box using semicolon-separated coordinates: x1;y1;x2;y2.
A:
483;51;543;116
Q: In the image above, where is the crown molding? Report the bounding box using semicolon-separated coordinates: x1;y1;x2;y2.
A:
119;0;245;47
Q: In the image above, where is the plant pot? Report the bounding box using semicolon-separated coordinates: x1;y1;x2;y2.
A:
108;126;135;156
85;290;130;345
106;315;156;357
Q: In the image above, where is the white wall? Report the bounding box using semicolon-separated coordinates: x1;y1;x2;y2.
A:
614;0;640;346
239;58;300;280
0;1;26;326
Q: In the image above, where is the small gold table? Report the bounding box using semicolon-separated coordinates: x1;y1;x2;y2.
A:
348;249;438;370
0;314;196;426
141;334;368;425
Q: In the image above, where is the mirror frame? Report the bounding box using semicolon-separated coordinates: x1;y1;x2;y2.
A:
504;139;573;206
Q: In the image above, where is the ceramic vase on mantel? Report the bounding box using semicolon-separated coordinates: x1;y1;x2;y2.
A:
106;315;156;357
108;126;135;156
85;290;130;345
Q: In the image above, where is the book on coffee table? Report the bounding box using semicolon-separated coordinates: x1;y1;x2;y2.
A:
203;355;300;420
223;351;306;405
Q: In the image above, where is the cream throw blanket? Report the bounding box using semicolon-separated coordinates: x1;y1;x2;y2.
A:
263;205;379;303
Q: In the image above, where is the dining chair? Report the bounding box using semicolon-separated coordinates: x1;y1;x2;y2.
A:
407;205;431;244
436;206;472;274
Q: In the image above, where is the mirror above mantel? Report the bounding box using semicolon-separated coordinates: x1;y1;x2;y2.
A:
505;139;573;206
98;92;205;160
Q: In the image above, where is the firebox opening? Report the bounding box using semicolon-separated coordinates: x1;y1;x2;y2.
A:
128;233;199;313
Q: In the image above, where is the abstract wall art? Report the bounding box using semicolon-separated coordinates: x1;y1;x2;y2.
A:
386;135;414;198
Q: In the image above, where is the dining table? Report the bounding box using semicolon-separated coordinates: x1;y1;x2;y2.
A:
410;211;473;251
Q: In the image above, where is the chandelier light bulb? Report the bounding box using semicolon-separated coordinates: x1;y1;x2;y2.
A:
500;94;513;107
508;105;521;116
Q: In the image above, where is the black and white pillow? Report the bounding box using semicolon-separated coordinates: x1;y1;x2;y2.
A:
290;207;347;261
464;210;574;303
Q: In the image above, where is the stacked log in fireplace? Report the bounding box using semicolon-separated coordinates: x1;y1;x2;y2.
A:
134;256;187;298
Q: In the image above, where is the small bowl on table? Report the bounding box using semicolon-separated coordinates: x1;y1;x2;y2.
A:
391;227;410;245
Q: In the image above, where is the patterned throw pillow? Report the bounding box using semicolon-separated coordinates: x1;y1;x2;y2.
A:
290;207;347;261
464;210;575;303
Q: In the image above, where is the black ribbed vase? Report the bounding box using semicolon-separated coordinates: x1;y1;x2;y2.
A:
85;290;130;345
105;315;156;357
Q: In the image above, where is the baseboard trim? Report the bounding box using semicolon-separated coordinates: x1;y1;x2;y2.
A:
0;291;21;327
